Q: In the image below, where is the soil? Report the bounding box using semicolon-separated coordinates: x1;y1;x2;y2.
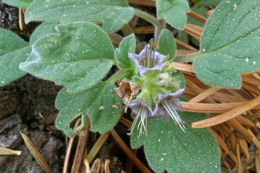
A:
0;1;65;172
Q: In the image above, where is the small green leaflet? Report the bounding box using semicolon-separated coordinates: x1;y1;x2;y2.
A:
25;0;134;32
157;29;176;60
130;112;220;173
0;28;30;86
55;83;121;137
20;22;114;93
115;34;137;79
156;0;190;30
193;0;260;88
3;0;32;8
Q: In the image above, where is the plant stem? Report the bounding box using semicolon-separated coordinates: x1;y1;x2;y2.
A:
106;70;124;85
154;19;166;42
133;8;164;41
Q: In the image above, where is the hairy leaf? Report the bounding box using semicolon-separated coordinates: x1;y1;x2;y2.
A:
0;28;30;86
115;34;137;79
156;0;190;30
30;22;58;44
193;0;260;88
20;22;114;93
3;0;32;8
157;29;176;60
55;83;120;137
131;112;220;173
25;0;134;32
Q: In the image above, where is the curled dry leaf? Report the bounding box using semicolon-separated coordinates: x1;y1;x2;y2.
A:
114;78;141;106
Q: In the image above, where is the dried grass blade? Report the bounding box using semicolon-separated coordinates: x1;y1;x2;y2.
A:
236;144;242;173
175;39;198;51
172;62;194;73
128;0;155;7
71;120;90;173
228;151;238;166
83;158;91;173
19;8;24;31
104;159;111;173
87;132;110;163
222;160;231;172
63;118;81;173
187;10;207;23
181;101;254;113
0;147;21;156
256;154;260;173
238;139;250;162
192;95;260;128
90;158;101;173
210;129;229;155
134;26;154;34
235;116;255;128
120;117;132;129
242;75;260;86
189;87;220;103
184;24;202;41
20;132;53;173
110;129;152;173
230;133;236;151
247;130;260;153
176;49;198;56
227;119;253;141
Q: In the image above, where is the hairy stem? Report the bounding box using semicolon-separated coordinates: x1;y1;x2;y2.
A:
134;8;164;41
106;70;124;85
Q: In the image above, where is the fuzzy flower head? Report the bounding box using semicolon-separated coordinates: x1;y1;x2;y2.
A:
124;41;186;135
128;42;167;75
128;99;153;136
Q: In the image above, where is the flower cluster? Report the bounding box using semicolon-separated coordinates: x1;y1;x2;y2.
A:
119;41;186;136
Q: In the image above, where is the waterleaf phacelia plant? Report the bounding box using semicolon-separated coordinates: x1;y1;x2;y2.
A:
1;0;259;172
126;42;186;135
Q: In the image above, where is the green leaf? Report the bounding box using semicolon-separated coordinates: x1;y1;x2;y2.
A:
193;0;222;7
0;28;30;86
156;0;190;30
130;112;220;173
157;29;176;60
193;0;260;88
25;0;134;32
55;83;120;137
86;84;121;133
30;22;58;44
3;0;32;8
20;22;114;93
115;34;137;79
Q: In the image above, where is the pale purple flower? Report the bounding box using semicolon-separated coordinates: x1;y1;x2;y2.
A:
129;99;153;136
128;45;167;74
153;88;186;131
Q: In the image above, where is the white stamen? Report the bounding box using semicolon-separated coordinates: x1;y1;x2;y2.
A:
130;106;148;136
163;101;186;131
